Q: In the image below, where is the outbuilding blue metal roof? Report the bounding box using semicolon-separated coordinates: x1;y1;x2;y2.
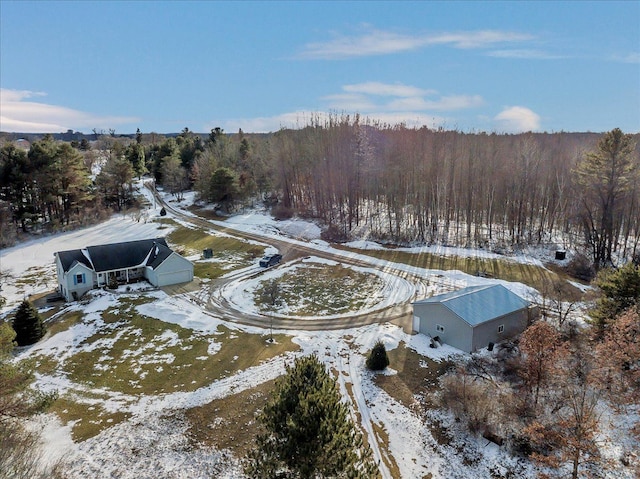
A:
413;284;529;326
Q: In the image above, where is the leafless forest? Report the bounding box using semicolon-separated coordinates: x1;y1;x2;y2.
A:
2;120;639;268
228;119;639;269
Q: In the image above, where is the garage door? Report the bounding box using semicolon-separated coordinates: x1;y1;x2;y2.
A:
156;269;192;287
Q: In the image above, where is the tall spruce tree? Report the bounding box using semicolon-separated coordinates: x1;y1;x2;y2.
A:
12;300;45;346
244;355;379;479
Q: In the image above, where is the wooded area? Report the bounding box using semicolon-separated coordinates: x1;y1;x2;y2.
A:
2;122;639;269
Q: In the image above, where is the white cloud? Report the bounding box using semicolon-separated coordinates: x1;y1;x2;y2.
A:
425;30;534;49
493;106;541;133
297;27;533;59
1;89;47;102
611;52;640;64
387;94;484;112
324;82;484;114
342;82;433;97
0;88;140;133
322;93;378;112
486;49;563;60
216;81;483;133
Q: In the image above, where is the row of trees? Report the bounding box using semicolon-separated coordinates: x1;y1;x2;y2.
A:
439;263;640;478
2;124;638;268
112;124;640;269
268;122;639;268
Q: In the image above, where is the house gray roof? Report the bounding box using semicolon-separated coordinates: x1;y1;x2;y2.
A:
146;241;174;269
56;238;170;273
56;249;92;272
413;284;529;326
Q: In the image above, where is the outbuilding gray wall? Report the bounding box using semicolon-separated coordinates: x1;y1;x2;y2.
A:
413;302;529;353
470;309;529;352
413;302;474;353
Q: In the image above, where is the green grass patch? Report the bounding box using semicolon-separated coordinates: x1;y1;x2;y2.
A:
62;299;297;396
255;263;385;316
49;396;130;442
186;204;228;221
46;309;84;337
31;354;60;376
12;266;55;296
167;224;264;279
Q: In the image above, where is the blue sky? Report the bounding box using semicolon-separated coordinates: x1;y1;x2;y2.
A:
1;1;639;134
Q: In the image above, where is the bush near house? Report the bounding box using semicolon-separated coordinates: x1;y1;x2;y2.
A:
366;340;390;371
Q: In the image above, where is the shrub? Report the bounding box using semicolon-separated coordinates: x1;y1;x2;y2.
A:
159;207;167;216
321;224;349;243
366;340;390;371
564;253;595;282
271;204;293;220
11;300;46;346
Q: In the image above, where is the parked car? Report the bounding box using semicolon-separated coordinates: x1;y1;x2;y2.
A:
259;253;282;268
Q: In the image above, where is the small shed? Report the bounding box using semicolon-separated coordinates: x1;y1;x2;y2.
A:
412;284;530;353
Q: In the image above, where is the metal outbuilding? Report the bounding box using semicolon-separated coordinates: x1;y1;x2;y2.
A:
412;284;530;353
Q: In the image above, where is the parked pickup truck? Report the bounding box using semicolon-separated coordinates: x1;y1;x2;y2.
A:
259;253;282;268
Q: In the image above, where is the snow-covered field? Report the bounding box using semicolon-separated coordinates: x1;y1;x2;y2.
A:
1;185;631;478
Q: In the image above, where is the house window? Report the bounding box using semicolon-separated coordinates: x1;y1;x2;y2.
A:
74;273;85;285
498;324;505;334
436;324;445;333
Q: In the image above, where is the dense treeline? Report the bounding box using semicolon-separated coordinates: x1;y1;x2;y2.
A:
2;121;638;269
269;120;639;265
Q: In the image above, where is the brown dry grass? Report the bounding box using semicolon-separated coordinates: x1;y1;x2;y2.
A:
374;341;450;412
184;379;276;458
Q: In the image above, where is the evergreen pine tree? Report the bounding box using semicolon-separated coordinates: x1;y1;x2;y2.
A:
366;341;390;371
591;263;640;336
11;300;46;346
244;355;379;478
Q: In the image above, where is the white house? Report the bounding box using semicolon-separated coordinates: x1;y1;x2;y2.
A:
412;284;532;353
54;238;194;301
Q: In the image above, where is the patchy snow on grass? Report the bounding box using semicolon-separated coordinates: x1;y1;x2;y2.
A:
57;414;243;479
4;189;636;479
223;256;416;319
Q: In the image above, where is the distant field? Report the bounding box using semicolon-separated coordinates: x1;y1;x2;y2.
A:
165;220;266;279
336;244;583;299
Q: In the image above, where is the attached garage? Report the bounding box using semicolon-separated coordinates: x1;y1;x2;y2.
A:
412;284;531;353
146;252;194;287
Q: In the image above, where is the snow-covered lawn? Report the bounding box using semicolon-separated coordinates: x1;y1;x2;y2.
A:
2;185;634;479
